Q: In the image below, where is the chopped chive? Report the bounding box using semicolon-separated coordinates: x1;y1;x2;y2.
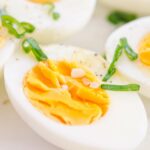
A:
22;38;48;61
102;44;123;81
120;37;138;61
108;11;138;25
47;3;55;14
21;22;35;33
101;84;140;91
46;3;60;20
0;9;6;17
102;53;107;60
1;15;35;38
52;12;60;20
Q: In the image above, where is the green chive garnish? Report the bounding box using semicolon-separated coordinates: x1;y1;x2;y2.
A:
0;9;6;17
101;84;140;91
46;3;60;20
22;38;48;61
52;12;60;20
108;11;138;25
103;37;138;82
102;44;123;81
120;37;138;61
21;22;35;33
1;15;35;38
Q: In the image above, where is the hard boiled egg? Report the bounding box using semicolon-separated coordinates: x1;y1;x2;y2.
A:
4;44;147;150
0;23;17;78
101;0;150;15
106;17;150;98
0;0;96;44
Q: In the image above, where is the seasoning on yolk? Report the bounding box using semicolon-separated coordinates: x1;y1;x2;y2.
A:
30;0;57;4
24;60;109;125
139;33;150;66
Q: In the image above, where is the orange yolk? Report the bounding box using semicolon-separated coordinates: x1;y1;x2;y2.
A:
30;0;57;4
139;33;150;66
24;60;109;125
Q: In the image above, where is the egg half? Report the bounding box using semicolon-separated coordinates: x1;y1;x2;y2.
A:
0;0;96;44
100;0;150;15
0;23;17;78
4;44;147;150
106;17;150;98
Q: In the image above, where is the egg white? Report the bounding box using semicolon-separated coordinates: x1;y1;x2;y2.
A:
100;0;150;15
0;31;17;78
106;17;150;98
4;44;147;150
0;0;96;44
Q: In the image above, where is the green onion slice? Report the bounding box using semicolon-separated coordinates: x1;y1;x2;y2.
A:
120;37;138;61
101;84;140;91
108;11;138;25
46;3;60;20
52;12;60;20
22;38;48;61
102;44;123;81
47;3;55;13
21;22;35;33
1;15;35;38
0;9;6;17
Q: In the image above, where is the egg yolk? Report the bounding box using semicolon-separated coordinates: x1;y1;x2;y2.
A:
30;0;57;4
24;60;109;125
139;33;150;66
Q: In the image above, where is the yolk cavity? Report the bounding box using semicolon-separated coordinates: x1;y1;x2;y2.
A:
24;60;109;125
30;0;57;4
139;33;150;66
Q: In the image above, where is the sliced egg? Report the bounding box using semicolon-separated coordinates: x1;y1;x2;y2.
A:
4;44;147;150
106;17;150;98
100;0;150;15
0;0;96;44
0;24;17;78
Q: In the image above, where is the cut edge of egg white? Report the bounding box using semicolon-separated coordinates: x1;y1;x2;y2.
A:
0;0;96;44
106;16;150;98
0;26;17;79
4;44;147;150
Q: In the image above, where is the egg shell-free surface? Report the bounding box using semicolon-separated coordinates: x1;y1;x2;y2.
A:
100;0;150;15
0;0;96;44
106;17;150;98
0;38;17;78
4;45;147;150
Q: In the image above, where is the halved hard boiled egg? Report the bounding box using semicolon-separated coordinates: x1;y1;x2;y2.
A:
101;0;150;15
0;0;96;44
106;17;150;98
0;23;17;78
4;44;147;149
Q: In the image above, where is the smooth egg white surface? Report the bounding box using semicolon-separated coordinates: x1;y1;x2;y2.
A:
0;0;96;44
106;17;150;98
100;0;150;15
4;45;147;150
0;29;17;78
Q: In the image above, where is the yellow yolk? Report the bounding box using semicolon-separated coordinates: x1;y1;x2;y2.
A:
24;60;109;125
139;33;150;66
30;0;57;4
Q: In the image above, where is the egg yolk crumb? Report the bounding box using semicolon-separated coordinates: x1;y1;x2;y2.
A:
30;0;57;4
24;60;109;125
139;33;150;66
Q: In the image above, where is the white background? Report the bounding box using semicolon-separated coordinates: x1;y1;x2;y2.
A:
0;4;149;150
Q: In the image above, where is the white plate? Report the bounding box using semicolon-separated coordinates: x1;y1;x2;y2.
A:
0;4;150;150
